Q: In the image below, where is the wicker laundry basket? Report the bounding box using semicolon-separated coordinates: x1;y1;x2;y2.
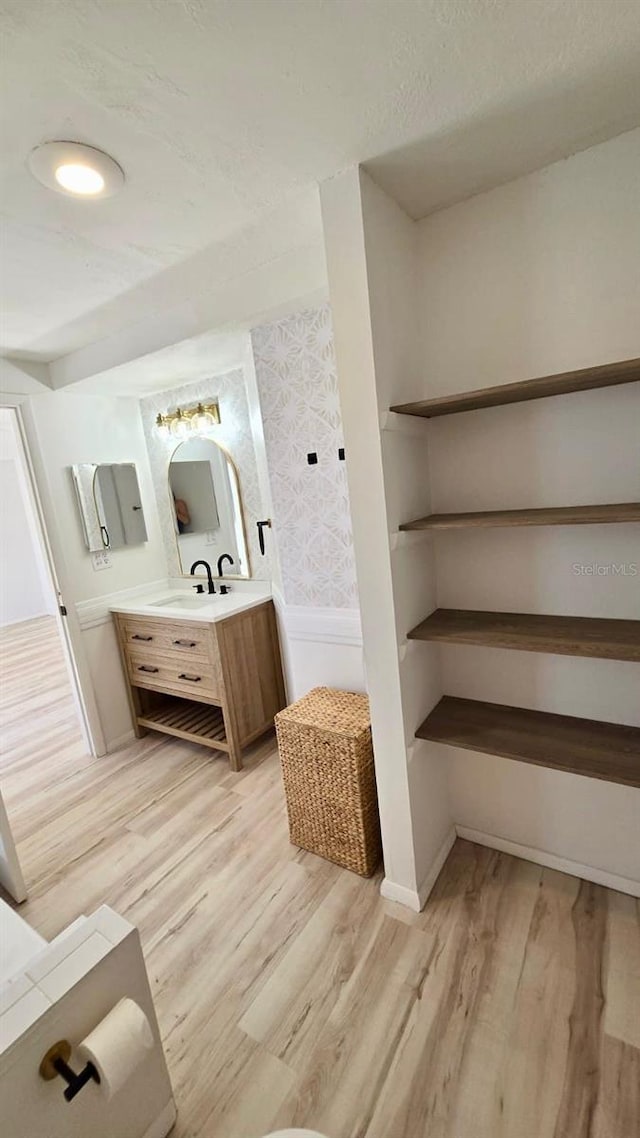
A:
275;687;382;877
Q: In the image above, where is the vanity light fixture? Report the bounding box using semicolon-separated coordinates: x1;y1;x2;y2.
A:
192;403;218;432
155;401;220;439
27;141;125;199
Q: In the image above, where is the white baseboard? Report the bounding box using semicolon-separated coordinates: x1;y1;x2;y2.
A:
141;1099;177;1138
381;826;457;913
418;826;457;907
456;826;640;898
380;878;422;912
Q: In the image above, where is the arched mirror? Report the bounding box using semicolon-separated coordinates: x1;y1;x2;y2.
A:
168;437;250;579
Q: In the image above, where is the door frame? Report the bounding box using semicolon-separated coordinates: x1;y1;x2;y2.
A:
0;396;106;755
0;787;27;902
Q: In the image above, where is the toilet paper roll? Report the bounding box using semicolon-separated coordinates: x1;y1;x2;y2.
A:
78;997;154;1100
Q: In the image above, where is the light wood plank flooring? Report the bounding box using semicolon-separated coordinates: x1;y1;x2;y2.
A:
1;616;638;1137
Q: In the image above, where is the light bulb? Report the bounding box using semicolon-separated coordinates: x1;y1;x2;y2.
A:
171;410;191;439
55;163;105;195
155;414;170;439
192;404;215;433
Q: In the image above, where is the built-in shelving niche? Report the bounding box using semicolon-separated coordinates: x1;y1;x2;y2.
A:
393;356;640;787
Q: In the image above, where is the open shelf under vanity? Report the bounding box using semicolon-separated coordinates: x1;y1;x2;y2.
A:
135;691;230;753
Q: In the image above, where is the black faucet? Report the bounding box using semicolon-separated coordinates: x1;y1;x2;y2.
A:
190;560;215;594
217;554;234;577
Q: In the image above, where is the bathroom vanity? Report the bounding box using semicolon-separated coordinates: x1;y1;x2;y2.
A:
112;588;285;770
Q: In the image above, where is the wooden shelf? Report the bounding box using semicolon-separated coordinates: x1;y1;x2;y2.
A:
408;608;640;662
137;697;229;752
400;502;640;531
391;356;640;418
417;696;640;788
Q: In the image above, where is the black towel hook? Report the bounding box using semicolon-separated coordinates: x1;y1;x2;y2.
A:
256;518;272;555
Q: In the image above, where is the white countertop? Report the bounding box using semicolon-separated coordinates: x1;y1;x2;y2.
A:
110;582;273;624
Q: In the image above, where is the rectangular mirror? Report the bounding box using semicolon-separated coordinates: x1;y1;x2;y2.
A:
71;463;148;552
168;437;250;578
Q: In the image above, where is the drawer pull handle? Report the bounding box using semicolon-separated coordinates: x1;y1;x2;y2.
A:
132;634;153;641
138;665;159;674
173;639;197;648
179;673;201;682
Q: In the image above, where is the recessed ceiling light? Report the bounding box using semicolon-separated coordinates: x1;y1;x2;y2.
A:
27;141;124;199
55;163;105;195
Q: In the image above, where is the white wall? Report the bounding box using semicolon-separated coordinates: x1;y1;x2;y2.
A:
25;391;167;751
321;169;452;908
281;637;365;702
414;129;640;887
0;359;51;397
27;394;165;605
0;411;57;626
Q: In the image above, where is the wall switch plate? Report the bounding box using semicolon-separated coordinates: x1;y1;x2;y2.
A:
91;550;112;571
205;531;217;546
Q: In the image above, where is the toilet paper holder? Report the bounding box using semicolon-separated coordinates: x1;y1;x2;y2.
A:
39;1039;101;1102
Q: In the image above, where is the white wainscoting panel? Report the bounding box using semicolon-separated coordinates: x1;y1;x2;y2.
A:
276;602;365;702
75;581;168;630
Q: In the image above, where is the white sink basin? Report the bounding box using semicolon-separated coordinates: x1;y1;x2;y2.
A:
150;594;216;610
111;584;272;624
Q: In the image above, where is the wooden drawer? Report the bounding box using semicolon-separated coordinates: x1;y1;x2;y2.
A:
122;617;212;663
127;649;219;701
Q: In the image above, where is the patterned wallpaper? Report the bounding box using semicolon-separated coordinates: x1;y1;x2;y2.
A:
251;303;359;609
140;370;271;580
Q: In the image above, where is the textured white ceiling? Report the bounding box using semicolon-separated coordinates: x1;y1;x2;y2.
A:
74;327;247;395
1;0;639;363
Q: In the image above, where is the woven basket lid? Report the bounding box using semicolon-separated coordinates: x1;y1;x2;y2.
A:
276;687;370;737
